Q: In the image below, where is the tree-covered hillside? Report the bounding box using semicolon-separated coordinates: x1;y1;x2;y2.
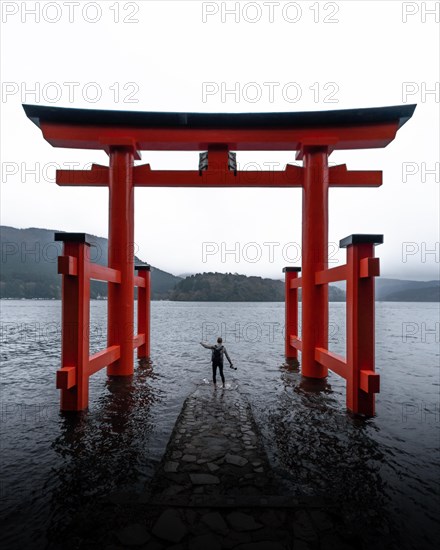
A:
0;226;181;299
170;272;346;302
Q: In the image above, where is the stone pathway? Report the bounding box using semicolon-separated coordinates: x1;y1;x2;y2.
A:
107;385;365;550
146;384;280;504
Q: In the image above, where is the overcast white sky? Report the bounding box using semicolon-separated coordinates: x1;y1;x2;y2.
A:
1;0;439;280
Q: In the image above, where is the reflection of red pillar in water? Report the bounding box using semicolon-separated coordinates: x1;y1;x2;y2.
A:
107;147;135;376
301;147;329;379
283;267;301;358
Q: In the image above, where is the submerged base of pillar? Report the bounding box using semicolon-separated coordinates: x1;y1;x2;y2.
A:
299;375;330;393
283;357;300;371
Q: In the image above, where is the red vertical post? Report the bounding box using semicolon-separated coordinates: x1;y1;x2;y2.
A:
342;234;382;415
136;265;151;358
208;145;229;171
301;146;329;378
283;267;301;358
55;233;91;411
107;146;135;376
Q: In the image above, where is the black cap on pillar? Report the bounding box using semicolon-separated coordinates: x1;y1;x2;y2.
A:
339;234;384;248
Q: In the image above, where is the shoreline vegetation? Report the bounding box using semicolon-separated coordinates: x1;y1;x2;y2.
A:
1;226;439;302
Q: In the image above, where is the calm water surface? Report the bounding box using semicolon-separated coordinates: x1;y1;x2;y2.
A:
0;300;439;549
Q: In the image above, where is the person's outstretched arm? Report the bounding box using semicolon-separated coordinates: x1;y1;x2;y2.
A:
223;347;233;365
200;342;214;349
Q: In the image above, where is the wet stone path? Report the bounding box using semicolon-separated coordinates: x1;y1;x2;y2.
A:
147;384;280;504
106;385;363;550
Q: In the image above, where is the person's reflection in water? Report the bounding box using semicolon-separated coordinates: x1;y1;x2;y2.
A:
212;384;226;405
46;358;158;549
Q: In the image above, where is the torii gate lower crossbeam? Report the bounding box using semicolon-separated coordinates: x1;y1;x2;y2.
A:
23;103;416;414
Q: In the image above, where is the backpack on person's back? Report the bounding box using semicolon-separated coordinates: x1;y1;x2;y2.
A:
212;345;223;365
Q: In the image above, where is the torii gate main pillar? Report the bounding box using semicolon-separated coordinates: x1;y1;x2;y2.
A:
301;146;329;379
107;146;135;376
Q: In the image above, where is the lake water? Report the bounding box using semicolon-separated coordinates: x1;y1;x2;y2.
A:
0;300;439;549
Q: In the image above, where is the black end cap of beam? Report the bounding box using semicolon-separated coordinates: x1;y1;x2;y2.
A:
54;232;91;244
339;234;384;248
283;267;302;272
135;265;151;271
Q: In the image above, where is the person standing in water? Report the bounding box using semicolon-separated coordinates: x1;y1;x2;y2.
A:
200;337;234;387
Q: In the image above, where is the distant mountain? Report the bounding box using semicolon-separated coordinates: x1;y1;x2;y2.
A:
169;272;346;302
0;226;181;299
375;278;440;301
383;286;440;302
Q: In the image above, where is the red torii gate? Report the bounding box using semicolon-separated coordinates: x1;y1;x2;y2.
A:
23;103;415;415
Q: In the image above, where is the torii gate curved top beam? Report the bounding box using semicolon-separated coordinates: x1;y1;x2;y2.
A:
23;103;415;152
